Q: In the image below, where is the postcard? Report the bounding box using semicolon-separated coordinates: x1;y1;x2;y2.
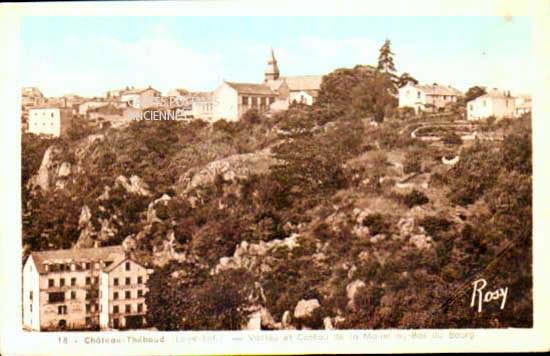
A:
0;0;549;354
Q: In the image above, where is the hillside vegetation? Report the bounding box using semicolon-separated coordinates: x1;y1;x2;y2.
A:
22;64;532;330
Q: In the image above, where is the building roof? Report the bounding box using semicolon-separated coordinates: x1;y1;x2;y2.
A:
225;81;276;95
475;89;514;101
102;256;146;273
413;83;462;96
122;87;160;95
30;246;125;274
282;75;323;91
29;106;68;111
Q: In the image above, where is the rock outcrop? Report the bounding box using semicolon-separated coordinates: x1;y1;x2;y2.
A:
213;234;300;274
30;146;73;191
294;299;320;319
114;175;151;196
177;148;279;195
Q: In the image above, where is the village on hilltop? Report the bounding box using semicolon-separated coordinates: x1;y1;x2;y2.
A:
21;48;531;138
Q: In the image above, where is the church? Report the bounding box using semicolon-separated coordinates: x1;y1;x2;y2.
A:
212;49;324;122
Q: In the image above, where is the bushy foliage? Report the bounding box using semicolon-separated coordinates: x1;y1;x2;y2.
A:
401;189;429;208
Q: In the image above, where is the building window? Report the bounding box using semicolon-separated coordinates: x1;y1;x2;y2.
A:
125;262;130;271
242;96;249;105
138;303;143;313
86;291;91;300
85;317;91;325
86;304;91;314
70;278;76;286
417;91;421;99
251;97;258;107
59;278;65;287
85;262;91;270
114;292;119;300
260;97;266;106
125;304;131;313
85;277;91;285
137;290;143;298
94;277;99;285
125;291;131;299
30;304;32;312
48;292;65;303
71;291;76;300
125;277;131;285
114;278;119;286
113;305;119;314
113;318;119;328
30;291;33;300
48;279;54;287
57;305;67;315
137;276;143;284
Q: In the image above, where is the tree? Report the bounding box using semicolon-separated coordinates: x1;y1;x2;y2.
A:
351;72;397;122
397;72;418;88
464;86;487;103
377;39;397;75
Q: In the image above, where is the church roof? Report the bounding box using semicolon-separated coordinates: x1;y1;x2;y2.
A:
282;75;323;91
225;81;276;95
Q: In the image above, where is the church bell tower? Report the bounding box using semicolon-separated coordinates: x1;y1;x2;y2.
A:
264;48;280;82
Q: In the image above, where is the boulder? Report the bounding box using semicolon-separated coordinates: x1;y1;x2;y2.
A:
410;234;433;249
246;311;262;330
369;234;386;244
281;311;292;328
115;175;151;196
57;162;71;177
294;299;320;319
346;280;366;307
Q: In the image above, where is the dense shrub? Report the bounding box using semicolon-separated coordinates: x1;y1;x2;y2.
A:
402;189;429;208
441;132;463;145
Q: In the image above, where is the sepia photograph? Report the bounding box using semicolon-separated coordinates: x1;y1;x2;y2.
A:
1;0;549;355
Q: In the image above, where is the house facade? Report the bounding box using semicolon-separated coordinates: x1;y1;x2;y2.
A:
213;81;277;122
22;87;45;108
120;87;161;109
78;101;109;116
27;107;72;137
467;90;516;120
514;95;532;117
398;83;462;113
22;246;125;331
99;258;152;330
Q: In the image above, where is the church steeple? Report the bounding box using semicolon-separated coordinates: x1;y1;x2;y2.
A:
264;48;280;82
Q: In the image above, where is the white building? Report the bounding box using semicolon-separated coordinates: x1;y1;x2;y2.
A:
23;246;153;331
22;246;125;331
467;89;516;121
213;81;277;122
28;107;72;137
99;257;152;330
398;83;462;113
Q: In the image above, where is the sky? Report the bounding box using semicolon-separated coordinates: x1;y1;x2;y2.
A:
20;16;534;97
